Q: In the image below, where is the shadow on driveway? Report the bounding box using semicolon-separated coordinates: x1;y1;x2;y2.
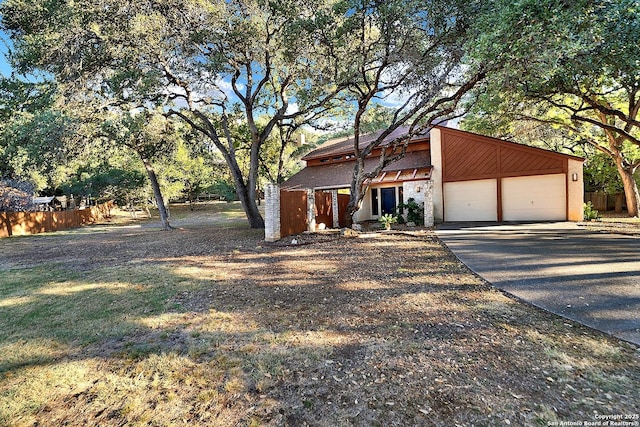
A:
436;222;640;346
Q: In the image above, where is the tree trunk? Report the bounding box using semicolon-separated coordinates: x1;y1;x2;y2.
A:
344;159;367;226
247;140;265;228
227;156;265;229
615;162;640;217
141;157;172;230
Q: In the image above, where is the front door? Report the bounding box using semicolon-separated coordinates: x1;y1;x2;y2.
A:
381;188;396;215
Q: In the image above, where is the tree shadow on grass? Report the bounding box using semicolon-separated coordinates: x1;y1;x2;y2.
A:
1;230;639;426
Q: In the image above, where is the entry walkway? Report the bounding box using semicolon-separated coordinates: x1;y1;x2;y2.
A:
435;222;640;346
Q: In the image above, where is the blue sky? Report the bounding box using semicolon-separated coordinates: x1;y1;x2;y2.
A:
0;30;12;77
0;0;9;76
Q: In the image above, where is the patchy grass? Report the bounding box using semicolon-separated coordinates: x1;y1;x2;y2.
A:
0;203;639;426
580;211;640;236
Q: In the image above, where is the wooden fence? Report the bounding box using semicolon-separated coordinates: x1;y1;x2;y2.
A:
0;202;114;238
314;191;351;228
278;190;353;239
336;193;350;228
280;190;308;238
585;192;608;211
584;192;625;213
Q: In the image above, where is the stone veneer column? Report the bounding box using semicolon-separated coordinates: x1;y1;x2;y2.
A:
264;183;281;242
424;180;434;227
307;189;316;232
331;190;340;228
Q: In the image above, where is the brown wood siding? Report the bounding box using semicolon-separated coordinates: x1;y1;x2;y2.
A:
440;128;568;182
280;190;308;238
499;146;564;174
315;191;333;227
305;140;430;167
442;134;498;180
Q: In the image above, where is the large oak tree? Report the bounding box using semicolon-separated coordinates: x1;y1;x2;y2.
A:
319;0;489;222
466;0;640;216
1;0;344;228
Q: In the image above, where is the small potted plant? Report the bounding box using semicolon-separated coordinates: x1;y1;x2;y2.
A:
378;213;397;230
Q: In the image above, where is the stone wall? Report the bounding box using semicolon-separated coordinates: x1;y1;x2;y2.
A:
401;180;434;226
423;180;434;227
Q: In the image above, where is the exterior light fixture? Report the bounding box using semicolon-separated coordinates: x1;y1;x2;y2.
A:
571;173;578;182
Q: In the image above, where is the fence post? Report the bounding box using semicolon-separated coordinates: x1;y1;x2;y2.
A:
264;183;281;242
424;180;434;227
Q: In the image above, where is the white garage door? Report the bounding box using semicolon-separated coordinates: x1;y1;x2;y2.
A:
502;174;566;221
444;179;497;221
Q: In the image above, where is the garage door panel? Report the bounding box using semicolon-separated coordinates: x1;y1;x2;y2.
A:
502;174;566;221
444;179;497;221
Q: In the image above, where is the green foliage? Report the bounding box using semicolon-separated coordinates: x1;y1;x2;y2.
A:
158;140;216;202
101;111;174;161
61;167;147;205
583;202;599;221
378;213;397;230
584;150;640;194
396;197;423;225
1;0;493;227
0;109;71;189
584;152;622;194
208;180;238;202
0;78;57;120
0;77;69;191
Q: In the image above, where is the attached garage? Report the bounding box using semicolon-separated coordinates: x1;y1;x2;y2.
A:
431;127;584;223
502;174;566;221
444;179;497;222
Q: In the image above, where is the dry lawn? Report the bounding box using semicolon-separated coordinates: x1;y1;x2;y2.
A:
0;202;639;426
580;212;640;236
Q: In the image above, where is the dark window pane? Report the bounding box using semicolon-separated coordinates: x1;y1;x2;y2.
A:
371;188;379;215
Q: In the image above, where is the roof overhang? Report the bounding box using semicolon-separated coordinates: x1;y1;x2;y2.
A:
282;151;431;190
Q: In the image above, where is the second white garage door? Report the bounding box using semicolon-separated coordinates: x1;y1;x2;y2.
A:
444;179;497;221
502;174;566;221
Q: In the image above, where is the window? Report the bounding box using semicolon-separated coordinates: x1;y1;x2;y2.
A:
371;188;379;215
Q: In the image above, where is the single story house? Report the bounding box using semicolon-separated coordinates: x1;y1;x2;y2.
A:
277;126;583;231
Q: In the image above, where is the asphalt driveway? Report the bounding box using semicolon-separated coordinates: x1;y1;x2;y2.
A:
435;222;640;346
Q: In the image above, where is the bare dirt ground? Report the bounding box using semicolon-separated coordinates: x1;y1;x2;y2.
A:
1;202;639;426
